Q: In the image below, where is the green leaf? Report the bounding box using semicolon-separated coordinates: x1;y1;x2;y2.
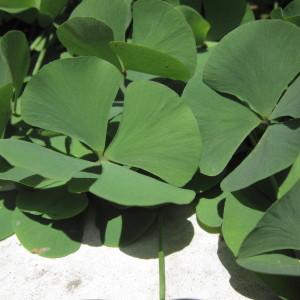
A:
0;84;12;137
278;154;300;198
0;158;66;189
271;75;300;119
271;0;300;27
222;120;300;192
0;30;30;95
97;203;156;247
182;52;260;176
13;208;82;258
239;182;300;258
237;253;300;276
57;17;121;68
222;187;270;256
16;187;88;220
203;20;300;117
0;191;15;240
89;161;195;207
176;5;210;45
196;192;224;229
110;0;197;81
202;0;246;40
0;0;38;13
70;0;131;41
0;139;95;181
21;56;122;152
105;81;201;187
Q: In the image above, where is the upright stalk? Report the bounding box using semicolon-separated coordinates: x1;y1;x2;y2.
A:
158;212;166;300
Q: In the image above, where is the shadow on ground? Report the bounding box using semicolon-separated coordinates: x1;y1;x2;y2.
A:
217;237;277;300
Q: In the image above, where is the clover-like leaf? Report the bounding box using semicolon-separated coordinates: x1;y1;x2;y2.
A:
204;20;300;117
222;187;270;256
110;0;197;81
0;191;15;240
202;0;246;40
0;30;30;95
183;51;260;176
16;187;88;220
176;5;210;45
271;75;300;119
21;56;123;152
222;120;300;192
196;191;224;229
89;161;195;207
0;139;95;181
70;0;132;41
105;81;201;187
278;153;300;198
13;208;82;258
57;17;121;68
237;182;300;276
239;182;300;257
0;158;66;189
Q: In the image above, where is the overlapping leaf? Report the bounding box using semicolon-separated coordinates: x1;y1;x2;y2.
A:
0;191;15;240
106;81;201;187
182;51;260;176
237;182;300;276
89;161;196;207
13;208;82;258
110;0;197;80
200;20;300;191
21;56;122;152
19;56;200;207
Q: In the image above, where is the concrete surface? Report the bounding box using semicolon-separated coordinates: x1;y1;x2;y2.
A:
0;206;276;300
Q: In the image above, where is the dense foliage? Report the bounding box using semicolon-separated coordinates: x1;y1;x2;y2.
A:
0;0;299;299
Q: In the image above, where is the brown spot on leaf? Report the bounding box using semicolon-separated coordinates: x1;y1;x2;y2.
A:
31;247;50;255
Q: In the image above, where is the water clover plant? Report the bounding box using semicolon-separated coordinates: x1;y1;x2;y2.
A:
0;0;300;299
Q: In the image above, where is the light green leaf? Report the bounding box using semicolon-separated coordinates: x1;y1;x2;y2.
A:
239;182;300;258
0;0;38;13
21;56;122;152
97;203;156;247
89;161;195;207
16;187;88;220
110;0;197;81
105;81;201;186
0;139;95;181
0;191;15;240
222;120;300;192
222;187;270;256
182;51;260;176
204;20;300;117
0;30;30;95
70;0;132;41
0;158;66;189
176;5;210;45
237;253;300;277
196;192;224;229
278;154;300;198
57;17;121;68
271;75;300;119
13;208;82;258
203;0;246;40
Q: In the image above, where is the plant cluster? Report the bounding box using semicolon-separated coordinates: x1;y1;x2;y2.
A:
0;0;299;299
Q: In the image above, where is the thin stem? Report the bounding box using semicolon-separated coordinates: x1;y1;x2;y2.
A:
32;44;47;76
158;213;166;300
